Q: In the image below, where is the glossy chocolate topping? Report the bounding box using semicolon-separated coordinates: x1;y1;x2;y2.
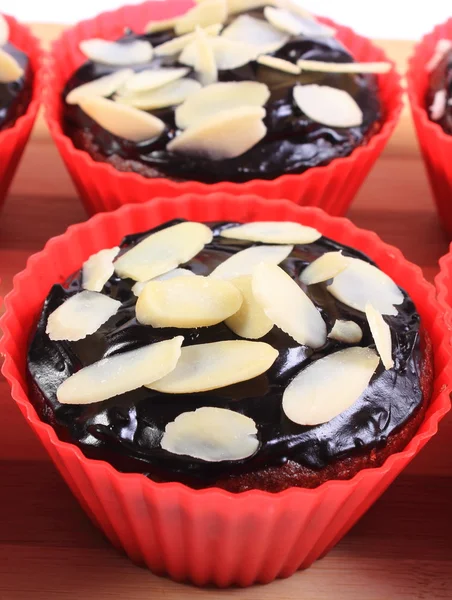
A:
427;47;452;134
27;220;423;487
0;42;31;130
63;8;382;183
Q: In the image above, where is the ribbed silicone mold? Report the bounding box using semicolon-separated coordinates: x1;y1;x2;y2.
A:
0;14;43;211
43;0;403;216
1;195;450;587
407;18;452;236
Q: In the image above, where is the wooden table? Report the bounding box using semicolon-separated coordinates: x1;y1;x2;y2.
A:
0;26;451;600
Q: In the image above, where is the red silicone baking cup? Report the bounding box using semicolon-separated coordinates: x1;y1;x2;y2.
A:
0;14;43;211
43;0;403;216
1;194;450;587
436;244;452;332
407;19;452;236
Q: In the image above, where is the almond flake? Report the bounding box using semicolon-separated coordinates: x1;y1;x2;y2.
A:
161;407;259;462
175;0;228;35
145;17;178;33
167;106;267;160
257;55;301;74
78;96;165;142
210;244;292;280
222;14;289;53
282;347;379;426
226;0;268;14
187;27;218;86
57;337;183;405
175;81;270;129
0;47;24;83
154;24;222;56
79;38;153;65
148;340;278;393
66;69;134;105
136;275;243;328
430;89;447;121
327;258;404;316
123;68;190;93
252;263;327;348
82;247;120;292
181;36;260;70
264;6;334;37
426;39;452;72
46;291;121;342
365;304;393;370
274;0;315;20
299;251;350;285
0;14;9;46
294;84;363;128
328;320;363;344
132;268;195;297
114;221;213;282
297;59;391;74
116;78;202;110
225;275;273;339
220;221;321;244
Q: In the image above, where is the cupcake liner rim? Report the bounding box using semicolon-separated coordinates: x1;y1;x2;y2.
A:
1;194;450;500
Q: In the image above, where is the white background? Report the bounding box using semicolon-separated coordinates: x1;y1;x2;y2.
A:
7;0;452;40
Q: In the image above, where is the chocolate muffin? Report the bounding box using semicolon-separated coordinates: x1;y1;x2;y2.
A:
27;219;432;493
426;38;452;133
62;1;391;184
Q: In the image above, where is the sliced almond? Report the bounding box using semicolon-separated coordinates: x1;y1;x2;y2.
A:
282;347;379;426
220;221;321;244
154;24;222;56
328;320;363;344
145;17;178;33
136;275;243;328
327;258;404;316
82;247;120;293
264;6;334;37
114;221;213;282
222;14;289;53
78;96;165;142
148;340;278;393
79;38;153;65
187;27;218;86
297;59;391;73
225;275;273;339
210;244;293;280
274;0;315;20
294;84;363;128
57;337;183;405
227;0;268;14
46;291;121;342
116;78;202;110
430;89;447;121
365;304;393;370
123;67;190;93
252;263;327;348
299;251;350;285
426;39;452;72
132;268;195;297
175;81;270;130
66;69;134;105
257;55;301;74
161;406;259;462
167;106;267;161
181;36;260;70
175;0;228;35
0;14;9;46
0;47;24;83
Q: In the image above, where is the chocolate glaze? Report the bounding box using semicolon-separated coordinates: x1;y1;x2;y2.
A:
27;220;423;488
426;48;452;134
63;8;382;183
0;42;31;130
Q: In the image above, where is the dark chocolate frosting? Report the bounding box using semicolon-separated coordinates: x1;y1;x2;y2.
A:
426;47;452;134
27;220;423;487
63;8;382;183
0;42;31;130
